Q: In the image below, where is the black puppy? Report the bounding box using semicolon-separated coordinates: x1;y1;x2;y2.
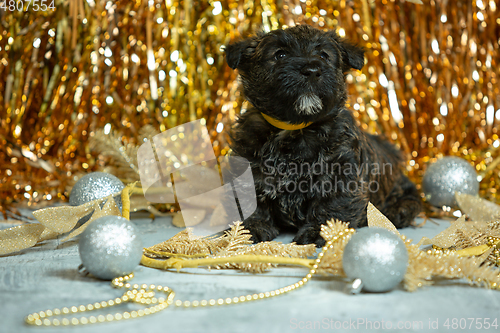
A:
225;25;422;246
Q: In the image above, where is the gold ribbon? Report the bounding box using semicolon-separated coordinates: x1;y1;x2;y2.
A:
0;195;121;256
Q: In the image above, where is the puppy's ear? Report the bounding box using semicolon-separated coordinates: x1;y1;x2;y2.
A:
326;31;365;71
224;37;259;69
339;41;365;71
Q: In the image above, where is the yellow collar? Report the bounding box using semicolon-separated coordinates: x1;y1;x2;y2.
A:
261;113;312;131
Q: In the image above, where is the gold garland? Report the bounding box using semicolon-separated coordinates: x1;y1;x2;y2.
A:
2;0;500;215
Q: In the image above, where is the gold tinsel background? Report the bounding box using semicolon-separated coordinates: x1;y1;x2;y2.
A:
1;0;499;216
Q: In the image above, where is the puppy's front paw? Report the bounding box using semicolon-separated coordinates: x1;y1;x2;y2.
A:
243;221;279;243
292;224;325;247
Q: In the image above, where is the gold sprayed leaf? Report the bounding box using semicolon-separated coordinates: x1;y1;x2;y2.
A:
0;194;122;255
455;193;500;222
476;247;493;263
61;196;121;242
416;211;500;266
367;202;399;234
33;201;98;233
418;215;468;248
0;224;46;256
32;195;121;242
455;228;484;250
38;228;60;242
144;222;252;258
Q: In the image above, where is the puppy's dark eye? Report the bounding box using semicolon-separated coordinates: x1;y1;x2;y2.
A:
274;50;286;60
320;52;330;60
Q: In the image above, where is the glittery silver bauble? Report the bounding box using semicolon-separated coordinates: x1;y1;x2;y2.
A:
422;156;479;208
79;216;143;280
342;227;408;293
69;172;124;211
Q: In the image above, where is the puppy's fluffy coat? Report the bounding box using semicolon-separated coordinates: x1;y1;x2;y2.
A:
225;25;422;246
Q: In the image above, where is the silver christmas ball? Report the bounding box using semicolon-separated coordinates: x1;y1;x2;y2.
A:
79;216;143;280
343;227;408;293
422;156;479;208
69;172;124;211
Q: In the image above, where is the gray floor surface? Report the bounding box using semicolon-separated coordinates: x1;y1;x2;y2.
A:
1;213;499;333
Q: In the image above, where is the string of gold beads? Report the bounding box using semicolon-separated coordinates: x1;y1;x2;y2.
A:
25;273;176;326
176;228;354;308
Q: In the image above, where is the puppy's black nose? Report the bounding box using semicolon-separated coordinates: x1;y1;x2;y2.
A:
300;65;321;77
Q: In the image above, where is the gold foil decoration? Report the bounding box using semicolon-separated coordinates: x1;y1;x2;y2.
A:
33;201;98;234
367;201;399;234
0;223;45;256
417;215;471;248
455;192;500;222
0;195;120;256
2;0;500;217
403;241;500;292
60;196;121;241
416;194;500;264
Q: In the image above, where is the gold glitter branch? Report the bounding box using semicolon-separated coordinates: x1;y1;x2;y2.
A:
316;219;354;276
141;221;316;273
404;243;500;292
214;241;316;273
140;200;500;292
140;254;314;272
89;129;141;183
